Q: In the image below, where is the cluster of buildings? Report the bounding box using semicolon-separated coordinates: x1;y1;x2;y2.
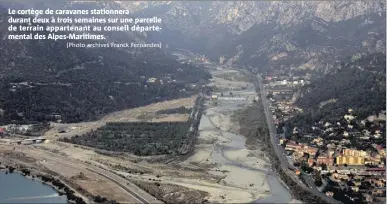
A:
1;124;33;135
263;74;386;203
283;139;385;169
283;111;386;203
264;76;308;124
0;123;50;136
265;77;306;88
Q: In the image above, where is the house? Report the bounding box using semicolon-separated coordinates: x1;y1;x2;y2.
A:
312;137;324;146
336;156;365;166
147;78;157;83
344;114;355;121
333;173;349;180
307;158;314;167
290;151;303;160
317;156;334;166
325;191;334;197
343;149;368;157
305;146;318;156
353;181;362;187
370;179;385;187
285;140;299;151
373;144;386;157
351;186;359;192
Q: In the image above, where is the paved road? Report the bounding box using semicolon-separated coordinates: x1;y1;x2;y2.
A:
302;174;320;191
19;145;159;204
256;74;290;170
256;74;341;204
85;168;150;204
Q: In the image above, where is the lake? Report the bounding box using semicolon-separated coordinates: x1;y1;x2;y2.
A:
0;171;67;203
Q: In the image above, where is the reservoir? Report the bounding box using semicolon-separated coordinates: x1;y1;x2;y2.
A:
0;171;67;203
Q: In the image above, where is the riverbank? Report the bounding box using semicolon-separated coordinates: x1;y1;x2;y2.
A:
177;68;293;203
0;163;87;204
0;64;295;203
0;170;67;204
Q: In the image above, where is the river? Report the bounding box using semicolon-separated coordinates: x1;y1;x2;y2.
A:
199;71;293;203
0;171;67;203
173;51;293;203
200;113;292;203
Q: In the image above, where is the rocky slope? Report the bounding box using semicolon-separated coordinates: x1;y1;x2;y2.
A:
3;0;385;74
115;1;386;74
0;0;385;124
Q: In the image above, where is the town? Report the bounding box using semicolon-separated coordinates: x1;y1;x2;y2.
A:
261;74;386;203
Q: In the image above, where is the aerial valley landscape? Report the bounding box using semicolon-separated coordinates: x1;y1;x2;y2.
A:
0;1;386;204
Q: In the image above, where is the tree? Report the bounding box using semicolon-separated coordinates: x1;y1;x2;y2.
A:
314;179;323;187
321;163;327;170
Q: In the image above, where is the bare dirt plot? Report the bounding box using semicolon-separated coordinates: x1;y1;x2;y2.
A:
130;179;209;204
149;114;189;122
209;69;252;91
102;96;196;122
44;96;196;140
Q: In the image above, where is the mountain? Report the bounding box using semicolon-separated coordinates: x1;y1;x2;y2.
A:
0;0;385;124
286;52;386;132
115;1;385;74
0;6;210;124
4;0;384;75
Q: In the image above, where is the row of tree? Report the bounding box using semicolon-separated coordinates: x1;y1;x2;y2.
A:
61;122;190;156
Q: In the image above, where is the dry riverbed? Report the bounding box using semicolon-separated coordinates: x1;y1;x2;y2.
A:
0;67;295;203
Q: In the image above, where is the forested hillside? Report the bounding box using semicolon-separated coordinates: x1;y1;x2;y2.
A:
123;1;385;74
211;13;385;74
0;9;210;124
286;52;385;131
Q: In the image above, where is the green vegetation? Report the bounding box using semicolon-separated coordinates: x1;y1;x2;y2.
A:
62;122;189;156
287;53;386;131
237;98;332;203
0;11;210;125
62;96;203;156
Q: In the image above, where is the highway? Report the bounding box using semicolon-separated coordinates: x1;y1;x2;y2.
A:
256;74;290;170
85;167;151;204
256;74;341;204
16;145;160;204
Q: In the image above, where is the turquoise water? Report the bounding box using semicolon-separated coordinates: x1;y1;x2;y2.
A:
0;171;67;203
